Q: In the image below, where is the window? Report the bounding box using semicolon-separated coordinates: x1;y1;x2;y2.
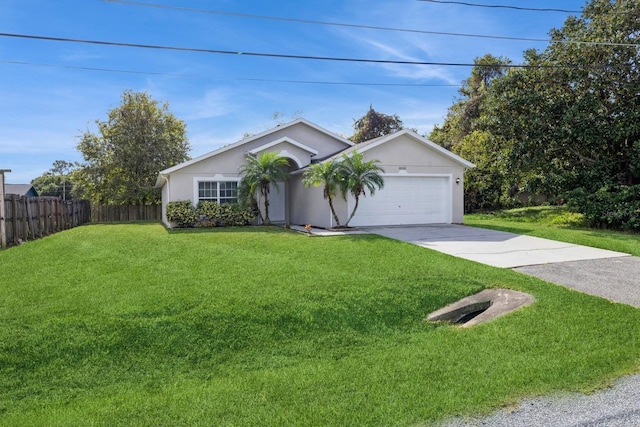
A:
198;181;238;204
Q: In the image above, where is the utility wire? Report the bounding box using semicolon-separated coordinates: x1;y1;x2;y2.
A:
103;0;550;44
417;0;582;13
0;59;186;76
1;33;636;69
0;32;508;67
103;0;639;48
0;59;461;87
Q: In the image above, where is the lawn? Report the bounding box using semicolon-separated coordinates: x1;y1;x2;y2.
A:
465;205;640;256
1;223;639;426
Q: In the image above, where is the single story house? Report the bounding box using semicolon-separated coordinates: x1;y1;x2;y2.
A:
5;184;39;197
156;118;475;228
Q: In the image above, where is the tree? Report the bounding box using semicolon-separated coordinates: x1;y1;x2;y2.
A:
50;160;75;200
75;90;190;205
430;54;510;150
31;160;77;199
484;0;640;193
31;174;64;198
429;55;511;210
339;151;384;227
239;152;290;225
350;106;404;143
302;159;344;227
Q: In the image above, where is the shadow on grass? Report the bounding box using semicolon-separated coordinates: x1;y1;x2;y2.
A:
164;225;292;235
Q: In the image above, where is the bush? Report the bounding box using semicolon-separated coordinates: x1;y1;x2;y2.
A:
196;201;255;227
166;201;198;228
566;185;640;231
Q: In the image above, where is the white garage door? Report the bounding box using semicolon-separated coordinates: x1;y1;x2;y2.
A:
349;176;450;226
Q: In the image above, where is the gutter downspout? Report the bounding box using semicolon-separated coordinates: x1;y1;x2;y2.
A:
158;173;170;226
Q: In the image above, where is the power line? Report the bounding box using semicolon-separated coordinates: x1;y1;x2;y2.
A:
103;0;640;48
0;59;461;87
1;32;635;69
237;78;459;87
417;0;582;13
103;0;550;44
0;32;504;67
0;59;188;77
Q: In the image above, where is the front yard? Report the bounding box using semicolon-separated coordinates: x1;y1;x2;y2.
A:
1;223;639;425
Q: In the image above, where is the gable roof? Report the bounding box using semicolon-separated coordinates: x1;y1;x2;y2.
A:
5;184;39;196
158;118;353;177
327;129;476;168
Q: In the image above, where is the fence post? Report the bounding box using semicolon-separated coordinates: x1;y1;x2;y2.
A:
0;170;10;249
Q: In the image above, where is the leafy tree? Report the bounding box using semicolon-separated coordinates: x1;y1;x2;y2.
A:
239;152;290;225
31;174;64;198
50;160;75;200
302;159;344;227
75;90;190;205
31;160;77;199
431;54;510;150
484;0;640;194
350;106;404;143
430;55;511;210
339;151;384;227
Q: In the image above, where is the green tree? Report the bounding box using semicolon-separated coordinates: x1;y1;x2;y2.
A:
484;0;640;193
430;54;510;150
430;55;511;210
75;90;190;205
339;152;384;227
31;174;64;198
350;106;404;143
302;159;344;227
50;160;75;200
239;152;290;225
31;160;77;199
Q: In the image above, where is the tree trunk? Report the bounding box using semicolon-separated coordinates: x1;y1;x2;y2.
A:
328;196;341;227
344;195;359;227
262;186;270;225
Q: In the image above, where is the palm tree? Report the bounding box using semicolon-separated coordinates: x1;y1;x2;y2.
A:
339;151;384;227
239;152;290;225
302;159;344;227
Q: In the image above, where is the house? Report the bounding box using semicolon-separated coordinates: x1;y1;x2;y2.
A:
5;184;39;197
156;118;475;228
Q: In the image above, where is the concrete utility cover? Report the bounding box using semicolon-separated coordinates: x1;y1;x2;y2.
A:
427;288;535;328
368;225;630;268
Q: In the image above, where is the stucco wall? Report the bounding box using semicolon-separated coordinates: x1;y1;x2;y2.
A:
159;121;352;225
288;174;348;228
360;134;468;224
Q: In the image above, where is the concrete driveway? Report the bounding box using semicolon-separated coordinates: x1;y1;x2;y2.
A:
367;224;629;268
368;224;640;308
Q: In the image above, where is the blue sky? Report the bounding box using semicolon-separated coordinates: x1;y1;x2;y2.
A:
1;0;587;184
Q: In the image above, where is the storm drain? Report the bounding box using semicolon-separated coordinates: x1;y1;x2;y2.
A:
427;289;534;328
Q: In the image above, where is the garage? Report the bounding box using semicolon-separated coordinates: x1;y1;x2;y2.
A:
348;175;451;227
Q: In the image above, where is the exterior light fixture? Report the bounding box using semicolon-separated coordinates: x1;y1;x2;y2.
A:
455;177;461;184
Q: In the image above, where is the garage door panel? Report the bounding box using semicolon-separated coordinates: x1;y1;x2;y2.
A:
349;176;450;226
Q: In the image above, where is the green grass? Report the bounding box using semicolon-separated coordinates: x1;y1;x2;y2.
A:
466;205;640;256
1;223;640;426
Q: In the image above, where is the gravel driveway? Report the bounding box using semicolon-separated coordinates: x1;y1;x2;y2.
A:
437;373;640;427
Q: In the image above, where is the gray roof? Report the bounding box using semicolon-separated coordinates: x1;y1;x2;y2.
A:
5;184;37;196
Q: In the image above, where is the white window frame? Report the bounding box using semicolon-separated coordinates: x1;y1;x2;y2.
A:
194;176;241;205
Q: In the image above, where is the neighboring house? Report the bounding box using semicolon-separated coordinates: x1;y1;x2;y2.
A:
156;118;475;228
5;184;39;197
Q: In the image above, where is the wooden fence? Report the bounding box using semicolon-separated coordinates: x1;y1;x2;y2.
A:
0;198;163;249
1;195;91;248
90;204;161;223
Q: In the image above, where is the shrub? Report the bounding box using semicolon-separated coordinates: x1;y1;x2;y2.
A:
566;185;640;231
197;201;223;226
196;201;255;226
166;200;198;227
